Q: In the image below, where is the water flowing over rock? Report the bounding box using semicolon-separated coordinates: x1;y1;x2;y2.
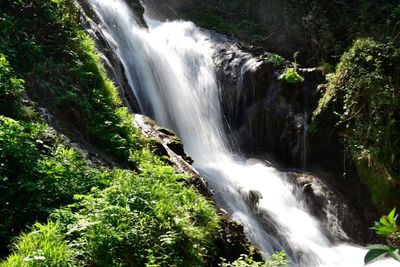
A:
82;0;399;266
209;40;322;168
133;114;255;263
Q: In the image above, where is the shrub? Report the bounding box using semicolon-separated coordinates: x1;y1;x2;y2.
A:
365;208;400;264
278;68;304;83
0;54;25;117
2;222;75;267
220;249;288;267
314;38;400;210
0;116;106;255
3;155;222;266
265;53;285;67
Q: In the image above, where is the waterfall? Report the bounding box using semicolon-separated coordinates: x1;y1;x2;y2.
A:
88;0;398;266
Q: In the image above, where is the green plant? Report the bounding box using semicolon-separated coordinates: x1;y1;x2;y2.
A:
365;208;400;264
2;222;75;267
265;53;285;67
220;250;288;267
278;67;305;83
313;38;400;211
0;54;25;117
372;208;398;236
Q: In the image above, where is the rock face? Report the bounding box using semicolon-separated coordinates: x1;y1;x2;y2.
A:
77;0;144;113
211;41;323;168
143;0;198;19
286;172;375;244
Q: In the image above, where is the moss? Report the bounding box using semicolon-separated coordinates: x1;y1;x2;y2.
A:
355;159;400;213
313;38;400;209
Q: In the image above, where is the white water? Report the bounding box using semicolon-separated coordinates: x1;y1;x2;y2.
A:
88;0;399;266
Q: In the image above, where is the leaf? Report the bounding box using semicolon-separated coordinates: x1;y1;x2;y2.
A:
388;249;400;262
367;244;392;250
388;208;398;224
364;249;390;264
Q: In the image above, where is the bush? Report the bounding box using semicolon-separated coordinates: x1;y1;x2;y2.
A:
2;155;222;266
2;222;74;267
265;53;285;67
1;0;143;166
0;54;25;118
314;38;400;210
278;68;304;83
220;249;288;267
0;116;106;255
365;208;400;264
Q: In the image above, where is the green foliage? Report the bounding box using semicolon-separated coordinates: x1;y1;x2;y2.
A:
0;0;142;166
365;244;400;265
176;0;400;65
220;250;288;267
2;154;222;266
0;54;25;118
265;53;285;67
314;38;400;210
2;223;74;267
0;116;106;255
184;1;264;45
365;209;400;264
373;208;398;236
278;68;304;84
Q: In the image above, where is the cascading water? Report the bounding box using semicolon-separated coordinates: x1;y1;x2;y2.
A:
88;0;398;266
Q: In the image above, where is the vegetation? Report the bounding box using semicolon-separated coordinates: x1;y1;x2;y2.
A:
278;68;304;84
0;54;26;118
2;156;222;266
0;115;108;253
172;0;399;66
264;53;285;68
0;0;142;166
0;0;240;265
365;208;400;264
220;250;288;267
313;38;400;211
1;0;400;265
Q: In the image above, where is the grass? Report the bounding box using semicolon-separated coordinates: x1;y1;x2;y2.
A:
2;223;74;267
0;0;228;264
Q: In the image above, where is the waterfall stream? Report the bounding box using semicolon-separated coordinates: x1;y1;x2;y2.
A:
88;0;398;266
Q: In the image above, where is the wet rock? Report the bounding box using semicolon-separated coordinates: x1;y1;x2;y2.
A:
211;42;324;167
286;172;375;244
125;0;147;28
247;190;263;207
212;213;262;266
77;0;143;113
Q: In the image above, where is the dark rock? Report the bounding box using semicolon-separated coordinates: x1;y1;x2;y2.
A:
166;139;194;164
212;42;324;168
286;172;377;244
211;213;262;266
125;0;147;28
134;114;212;197
158;127;176;136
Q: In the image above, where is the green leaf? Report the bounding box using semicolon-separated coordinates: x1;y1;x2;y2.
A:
367;244;392;250
388;249;400;262
388;208;398;223
364;249;389;264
